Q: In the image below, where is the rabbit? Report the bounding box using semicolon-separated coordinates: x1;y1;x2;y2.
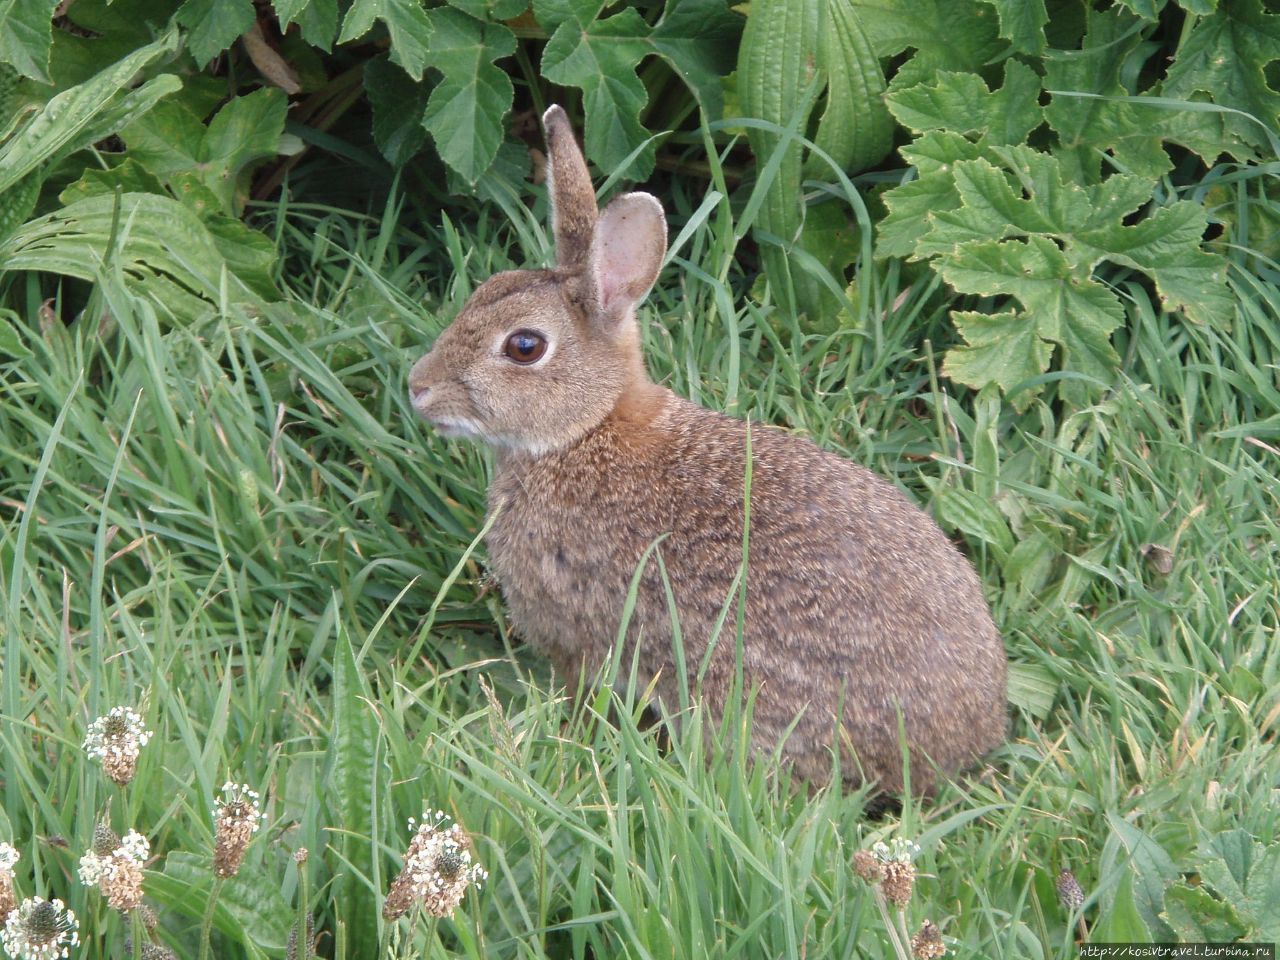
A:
407;106;1007;795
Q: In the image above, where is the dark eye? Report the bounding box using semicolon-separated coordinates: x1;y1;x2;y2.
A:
503;330;548;364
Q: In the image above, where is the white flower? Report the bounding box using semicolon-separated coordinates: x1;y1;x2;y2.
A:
213;783;265;877
82;707;153;786
1;897;79;960
0;844;18;878
384;811;487;920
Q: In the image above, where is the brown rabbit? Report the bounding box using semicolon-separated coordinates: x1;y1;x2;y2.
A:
408;106;1007;795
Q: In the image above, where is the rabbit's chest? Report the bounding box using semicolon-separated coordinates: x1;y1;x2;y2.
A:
483;465;669;657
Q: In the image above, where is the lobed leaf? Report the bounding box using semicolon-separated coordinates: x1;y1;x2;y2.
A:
422;7;516;184
542;6;654;178
365;55;429;168
1163;0;1280;156
176;0;257;68
981;0;1047;54
338;0;435;80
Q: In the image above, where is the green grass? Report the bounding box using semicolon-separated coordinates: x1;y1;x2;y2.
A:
1;165;1279;958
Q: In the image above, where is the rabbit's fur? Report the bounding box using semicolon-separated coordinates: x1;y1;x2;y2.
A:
409;107;1007;794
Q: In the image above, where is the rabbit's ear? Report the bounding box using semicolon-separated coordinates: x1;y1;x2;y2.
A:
542;105;597;270
591;192;667;324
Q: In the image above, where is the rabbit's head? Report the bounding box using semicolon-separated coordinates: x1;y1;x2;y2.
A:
408;106;668;456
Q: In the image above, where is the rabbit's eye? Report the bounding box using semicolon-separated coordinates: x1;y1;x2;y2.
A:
504;330;548;364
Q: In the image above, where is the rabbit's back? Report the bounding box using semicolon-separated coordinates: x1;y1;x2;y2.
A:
486;385;1006;793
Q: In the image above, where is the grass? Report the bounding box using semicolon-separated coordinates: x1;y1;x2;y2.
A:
1;159;1279;958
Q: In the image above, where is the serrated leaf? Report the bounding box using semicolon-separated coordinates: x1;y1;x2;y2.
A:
1076;201;1232;324
365;55;429;167
982;0;1046;54
422;7;515;183
338;0;435;80
152;851;291;953
1163;0;1280;155
887;61;1042;144
1044;7;1225;180
1162;883;1248;941
0;29;181;194
878;131;978;258
943;310;1054;394
0;0;58;82
1246;845;1280;939
651;0;742;119
176;0;257;68
294;0;340;48
938;236;1123;398
542;6;653;178
852;0;1004;73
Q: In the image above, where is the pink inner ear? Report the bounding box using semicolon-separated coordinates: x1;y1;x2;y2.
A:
593;193;666;315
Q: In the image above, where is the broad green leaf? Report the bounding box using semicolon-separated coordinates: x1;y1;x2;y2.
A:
0;0;58;81
1163;0;1280;155
1105;811;1178;938
202;215;281;299
1006;660;1058;719
982;0;1047;53
296;0;341;48
365;55;429;168
422;7;515;184
887;61;1042;145
58;158;168;202
123;88;287;216
542;6;653;178
338;0;435;80
176;0;257;68
809;0;891;173
943;310;1054;394
0;29;181;194
1094;872;1154;942
1246;844;1280;940
934;486;1015;558
326;628;385;949
0;173;40;242
651;0;742;119
737;0;824;320
1161;883;1248;942
0;193;274;313
152;852;292;954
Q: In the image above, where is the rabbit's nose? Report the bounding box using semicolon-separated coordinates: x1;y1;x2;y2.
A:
409;384;431;409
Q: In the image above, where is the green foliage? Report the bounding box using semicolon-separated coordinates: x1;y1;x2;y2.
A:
1161;832;1280;942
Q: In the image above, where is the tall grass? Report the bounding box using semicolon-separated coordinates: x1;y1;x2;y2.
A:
1;158;1278;957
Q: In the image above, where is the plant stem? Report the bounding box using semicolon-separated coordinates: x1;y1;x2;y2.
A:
197;876;226;960
131;910;143;960
295;855;311;960
872;887;910;960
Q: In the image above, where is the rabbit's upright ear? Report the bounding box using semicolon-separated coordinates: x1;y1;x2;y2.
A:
542;105;597;269
591;192;667;325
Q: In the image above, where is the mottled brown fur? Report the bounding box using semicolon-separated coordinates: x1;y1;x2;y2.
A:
408;107;1007;795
